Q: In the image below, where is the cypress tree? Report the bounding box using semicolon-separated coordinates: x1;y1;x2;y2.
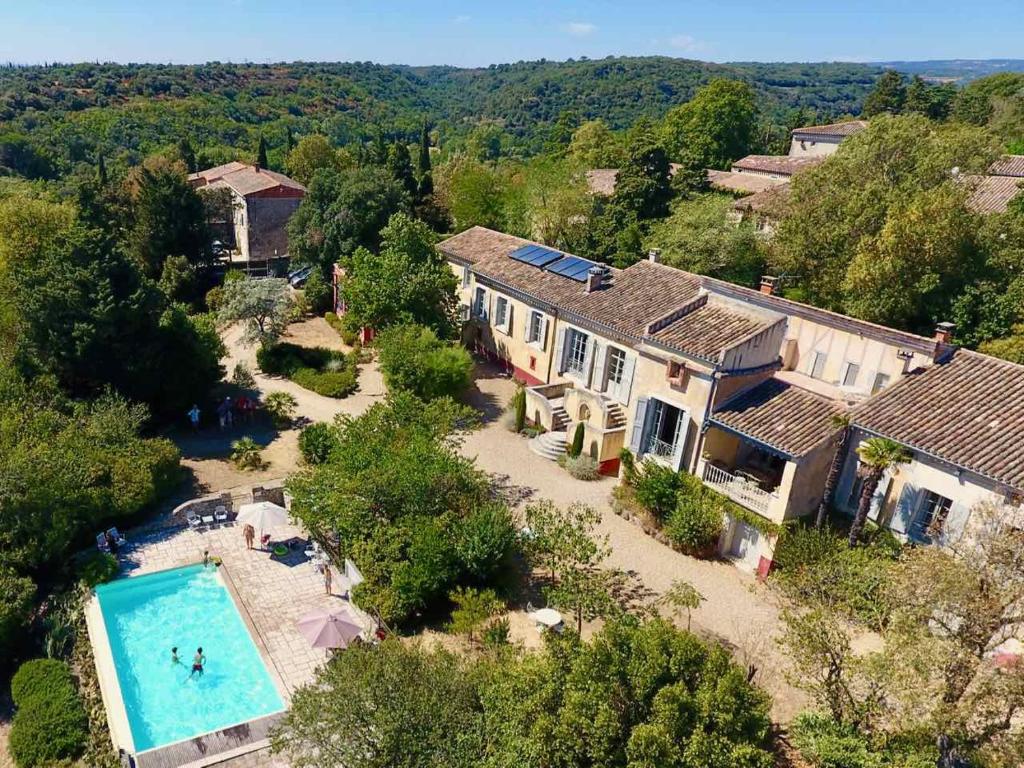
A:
286;126;296;152
418;121;432;177
256;135;269;169
386;142;418;198
177;137;197;173
570;422;585;458
97;154;107;186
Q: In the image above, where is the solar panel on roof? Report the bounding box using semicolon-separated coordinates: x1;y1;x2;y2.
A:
509;244;562;268
545;256;596;282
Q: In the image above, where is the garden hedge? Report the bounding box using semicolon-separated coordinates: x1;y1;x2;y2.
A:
9;658;88;768
256;342;359;398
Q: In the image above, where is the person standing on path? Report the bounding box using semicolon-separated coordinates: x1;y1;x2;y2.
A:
243;524;255;550
324;564;333;596
188;404;201;432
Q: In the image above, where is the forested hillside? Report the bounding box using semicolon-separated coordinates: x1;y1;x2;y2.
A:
0;58;879;177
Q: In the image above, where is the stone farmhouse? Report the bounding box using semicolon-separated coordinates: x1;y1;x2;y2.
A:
188;162;305;266
439;226;1024;577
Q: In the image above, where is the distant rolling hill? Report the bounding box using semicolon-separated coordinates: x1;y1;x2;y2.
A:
875;59;1024;82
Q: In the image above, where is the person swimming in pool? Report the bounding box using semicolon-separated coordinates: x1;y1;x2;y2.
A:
171;646;181;665
189;647;206;678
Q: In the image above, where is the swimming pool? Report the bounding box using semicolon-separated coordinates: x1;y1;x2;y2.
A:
95;564;284;752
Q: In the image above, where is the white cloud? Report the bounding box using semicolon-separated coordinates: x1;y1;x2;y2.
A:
453;15;470;24
565;21;597;38
669;34;710;54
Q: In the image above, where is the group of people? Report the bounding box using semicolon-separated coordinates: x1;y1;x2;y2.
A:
172;646;207;679
187;395;258;432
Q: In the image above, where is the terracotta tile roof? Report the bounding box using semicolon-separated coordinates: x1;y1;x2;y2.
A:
964;174;1024;214
706;170;789;194
650;300;774;361
990;155;1024;178
189;163;305;197
731;155;824;177
731;184;791;216
791;120;869;138
852;350;1024;490
438;227;778;360
710;377;846;457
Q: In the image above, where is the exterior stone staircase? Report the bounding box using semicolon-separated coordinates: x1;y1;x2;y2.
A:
550;397;569;431
602;398;627;429
529;429;568;461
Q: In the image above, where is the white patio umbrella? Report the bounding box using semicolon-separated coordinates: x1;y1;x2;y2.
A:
236;501;289;549
295;607;363;650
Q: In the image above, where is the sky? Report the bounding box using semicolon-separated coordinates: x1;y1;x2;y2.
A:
0;0;1020;68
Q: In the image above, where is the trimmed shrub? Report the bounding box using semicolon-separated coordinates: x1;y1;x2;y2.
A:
633;460;681;519
9;659;88;768
569;422;585;457
512;387;526;433
298;422;339;465
291;366;358;397
664;480;724;556
257;342;358;398
232;361;255;389
376;324;473;400
76;551;119;587
324;311;361;346
619;448;637;485
565;454;600;481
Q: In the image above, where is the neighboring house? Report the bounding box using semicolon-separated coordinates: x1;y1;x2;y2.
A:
788;119;869;157
439;226;960;576
188;162;305;264
730;154;824;180
964;155;1024;215
729;185;791;235
838;349;1024;546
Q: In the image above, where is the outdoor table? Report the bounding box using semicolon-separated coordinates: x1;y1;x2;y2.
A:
531;608;563;630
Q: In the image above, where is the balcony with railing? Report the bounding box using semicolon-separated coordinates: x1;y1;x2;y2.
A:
701;463;777;516
644;436;677;460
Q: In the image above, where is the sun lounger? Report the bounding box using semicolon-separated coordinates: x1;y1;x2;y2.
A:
106;527;127;545
214;506;229;523
96;533;110;552
186;510;203;529
201;513;215;526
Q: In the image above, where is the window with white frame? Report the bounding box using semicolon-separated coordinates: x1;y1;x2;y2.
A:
810;350;828;380
472;287;487;320
606;347;627;388
527;310;545;346
565;329;589;375
841;362;860;387
911;490;953;541
461;266;471;288
871;372;890;394
494;296;510;332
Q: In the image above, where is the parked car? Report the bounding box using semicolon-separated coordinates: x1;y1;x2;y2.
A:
288;265;315;288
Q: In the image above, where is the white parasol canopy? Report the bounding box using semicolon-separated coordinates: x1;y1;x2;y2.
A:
236;501;289;530
295;607;363;649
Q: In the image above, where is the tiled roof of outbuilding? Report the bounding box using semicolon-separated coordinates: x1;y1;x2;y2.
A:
710;377;846;458
189;163;305;197
707;170;788;194
965;174;1024;214
852;350;1024;490
791;120;869;138
732;155;824;176
990;155;1024;178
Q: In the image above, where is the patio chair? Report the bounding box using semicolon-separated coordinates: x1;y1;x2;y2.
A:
186;510;203;529
213;506;229;524
96;533;110;552
106;527;127;546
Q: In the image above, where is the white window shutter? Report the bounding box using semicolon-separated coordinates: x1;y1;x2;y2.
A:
939;501;970;547
619;353;636;405
630;397;649;453
524;311;532;341
541;317;549;351
671;411;689;471
869;472;893;521
582;336;595;385
592;343;607;392
506;303;513;334
554;327;567;373
889;484;918;535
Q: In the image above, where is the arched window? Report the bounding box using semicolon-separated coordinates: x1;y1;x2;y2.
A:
578;404;591;422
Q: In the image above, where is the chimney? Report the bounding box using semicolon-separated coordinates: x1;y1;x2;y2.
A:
648;249;661;264
759;275;779;295
934;321;955;345
254;162;261;172
586;266;605;293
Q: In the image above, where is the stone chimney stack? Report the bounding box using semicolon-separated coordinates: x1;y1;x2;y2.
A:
759;275;779;296
586;266;606;293
647;249;661;264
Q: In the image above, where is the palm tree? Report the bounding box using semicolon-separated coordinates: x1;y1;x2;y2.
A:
847;437;910;546
815;414;851;529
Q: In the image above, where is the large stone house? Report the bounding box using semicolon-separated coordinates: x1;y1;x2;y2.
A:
438;225;1021;576
188;162;305;265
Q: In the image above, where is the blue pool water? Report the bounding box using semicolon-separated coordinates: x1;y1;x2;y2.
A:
96;564;284;752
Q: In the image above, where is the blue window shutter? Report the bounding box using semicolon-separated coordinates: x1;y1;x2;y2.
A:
630;397;649;453
890;483;918;535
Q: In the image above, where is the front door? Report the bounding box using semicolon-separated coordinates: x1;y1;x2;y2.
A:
728;521;762;570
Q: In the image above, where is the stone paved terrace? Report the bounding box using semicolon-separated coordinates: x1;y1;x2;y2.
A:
109;517;371;767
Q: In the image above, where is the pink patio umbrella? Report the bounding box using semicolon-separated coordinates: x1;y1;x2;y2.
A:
295;607;363;650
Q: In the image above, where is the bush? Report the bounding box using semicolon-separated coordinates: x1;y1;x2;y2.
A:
790;712;936;768
264;391;298;428
772;525;899;630
511;387;526;433
303;270;332;314
324;311;361;346
256;342;357;398
376;324;473;400
633;460;681;518
231;437;266;470
0;569;35;663
9;659;88;768
76;551;119;587
298;422;338;465
662;474;727;555
454;503;519;584
569;422;584;457
204;284;224;312
232;361;255;389
565;454;600;480
619;448;637;485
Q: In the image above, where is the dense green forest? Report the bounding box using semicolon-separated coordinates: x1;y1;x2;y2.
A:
0;58;880;176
